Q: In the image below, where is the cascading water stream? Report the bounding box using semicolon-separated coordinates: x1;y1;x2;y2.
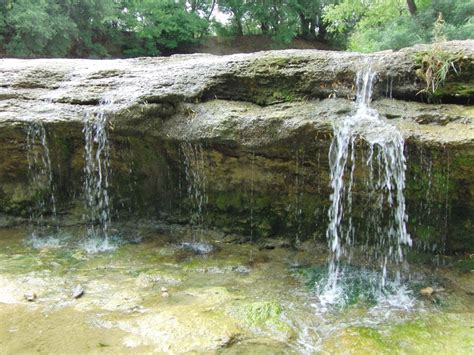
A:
82;99;114;252
320;67;412;306
181;142;208;241
26;122;57;225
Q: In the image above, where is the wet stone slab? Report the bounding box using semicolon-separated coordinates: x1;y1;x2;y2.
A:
0;225;472;353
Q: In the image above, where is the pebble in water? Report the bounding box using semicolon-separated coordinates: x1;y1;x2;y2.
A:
24;291;37;302
72;285;85;299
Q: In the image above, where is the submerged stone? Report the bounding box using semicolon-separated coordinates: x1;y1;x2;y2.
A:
72;285;84;299
23;291;36;302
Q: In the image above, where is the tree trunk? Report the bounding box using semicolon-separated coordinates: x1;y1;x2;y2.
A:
316;20;326;41
407;0;417;16
190;0;197;13
299;13;310;38
207;0;217;20
236;18;244;36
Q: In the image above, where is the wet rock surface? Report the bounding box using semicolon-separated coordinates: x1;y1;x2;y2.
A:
0;226;472;353
0;41;473;252
0;40;472;109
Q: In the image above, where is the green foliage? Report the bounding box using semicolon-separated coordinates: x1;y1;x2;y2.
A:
0;0;119;57
122;0;208;56
323;0;368;34
217;0;334;44
62;0;120;58
218;0;248;36
5;0;74;57
0;0;472;57
0;9;5;51
323;0;474;52
0;0;210;57
454;256;474;273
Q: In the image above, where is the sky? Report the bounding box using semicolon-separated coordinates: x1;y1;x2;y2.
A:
210;4;231;25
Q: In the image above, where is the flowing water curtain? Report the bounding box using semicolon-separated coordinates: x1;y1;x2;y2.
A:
322;68;412;304
288;148;306;245
181;142;208;238
83;99;112;239
25;121;57;225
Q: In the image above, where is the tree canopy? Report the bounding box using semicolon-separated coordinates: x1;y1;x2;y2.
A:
0;0;472;58
324;0;474;52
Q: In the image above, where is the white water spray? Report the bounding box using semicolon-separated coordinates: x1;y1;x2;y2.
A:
321;68;412;305
181;142;208;241
26;121;57;224
82;99;114;252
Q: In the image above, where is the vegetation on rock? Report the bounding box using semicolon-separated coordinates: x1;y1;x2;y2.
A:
414;14;467;102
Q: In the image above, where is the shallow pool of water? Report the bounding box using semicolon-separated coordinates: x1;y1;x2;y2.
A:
0;225;472;353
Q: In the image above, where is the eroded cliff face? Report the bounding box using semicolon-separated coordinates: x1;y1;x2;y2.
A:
0;41;473;252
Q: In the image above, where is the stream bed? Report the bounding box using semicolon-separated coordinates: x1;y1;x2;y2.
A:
0;225;472;353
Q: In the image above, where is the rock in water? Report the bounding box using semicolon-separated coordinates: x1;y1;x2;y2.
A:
72;285;84;299
24;291;36;302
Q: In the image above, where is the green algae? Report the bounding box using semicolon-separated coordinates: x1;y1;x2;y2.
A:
181;254;249;273
295;264;384;307
437;81;474;97
323;313;474;354
228;300;294;340
454;256;474;273
233;301;283;325
0;119;472;253
0;226;473;353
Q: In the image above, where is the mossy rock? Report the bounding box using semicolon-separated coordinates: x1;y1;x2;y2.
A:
235;301;282;324
135;270;184;287
454;256;474;273
228;301;294;340
322;326;387;354
437;81;474;98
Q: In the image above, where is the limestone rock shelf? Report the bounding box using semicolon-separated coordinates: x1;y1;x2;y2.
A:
0;41;473;252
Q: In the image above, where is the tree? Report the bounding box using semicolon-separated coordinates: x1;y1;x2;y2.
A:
0;3;7;52
323;0;474;52
121;0;209;56
289;0;336;40
406;0;417;16
4;0;76;57
218;0;248;36
188;0;217;19
60;0;120;57
0;0;120;57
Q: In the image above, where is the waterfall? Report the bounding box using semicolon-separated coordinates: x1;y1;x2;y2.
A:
250;151;255;241
82;99;114;252
26;121;57;224
181;142;208;240
321;68;412;305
